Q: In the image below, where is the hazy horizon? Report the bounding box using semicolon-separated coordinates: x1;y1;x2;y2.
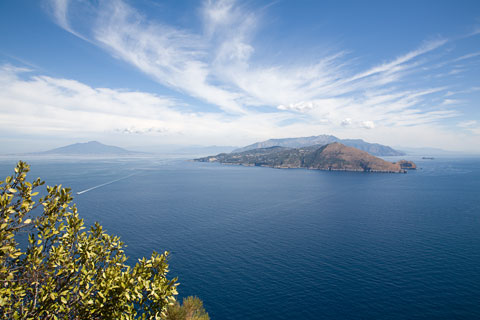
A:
1;1;480;153
2;138;477;156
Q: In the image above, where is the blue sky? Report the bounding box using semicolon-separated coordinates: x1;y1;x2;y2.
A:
0;0;479;152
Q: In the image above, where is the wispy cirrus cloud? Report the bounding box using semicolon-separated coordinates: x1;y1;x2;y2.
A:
1;64;478;152
47;0;90;41
49;0;70;31
348;39;447;83
48;1;464;119
92;1;248;114
10;0;474;152
0;65;306;147
453;51;480;62
457;120;480;135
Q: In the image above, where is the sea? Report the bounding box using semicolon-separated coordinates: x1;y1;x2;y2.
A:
1;155;479;319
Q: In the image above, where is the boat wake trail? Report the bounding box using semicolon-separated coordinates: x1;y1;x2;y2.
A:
76;174;136;195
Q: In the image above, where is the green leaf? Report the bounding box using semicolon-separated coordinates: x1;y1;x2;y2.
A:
0;161;189;319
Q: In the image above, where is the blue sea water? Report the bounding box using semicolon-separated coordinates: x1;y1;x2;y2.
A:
1;155;479;319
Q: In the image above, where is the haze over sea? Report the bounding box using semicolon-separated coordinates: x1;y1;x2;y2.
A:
1;155;479;319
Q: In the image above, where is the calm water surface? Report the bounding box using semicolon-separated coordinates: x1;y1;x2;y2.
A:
1;155;479;319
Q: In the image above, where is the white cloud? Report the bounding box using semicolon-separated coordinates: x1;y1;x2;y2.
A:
441;98;462;106
458;120;477;128
47;0;90;41
362;121;375;129
0;65;315;148
341;118;352;126
348;39;447;83
7;0;474;153
93;1;247;114
1;64;479;152
457;121;480;136
453;51;480;62
469;26;480;36
49;0;70;31
48;0;454;115
278;101;316;113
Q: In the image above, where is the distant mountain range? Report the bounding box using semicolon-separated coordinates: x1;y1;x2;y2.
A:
233;135;405;156
41;141;138;155
196;142;416;173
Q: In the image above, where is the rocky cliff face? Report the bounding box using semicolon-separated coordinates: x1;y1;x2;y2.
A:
195;143;416;173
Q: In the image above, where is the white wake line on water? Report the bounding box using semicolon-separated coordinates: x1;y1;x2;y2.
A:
76;173;136;195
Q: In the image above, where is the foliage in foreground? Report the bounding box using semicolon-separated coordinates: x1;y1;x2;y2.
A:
0;161;209;319
165;297;209;320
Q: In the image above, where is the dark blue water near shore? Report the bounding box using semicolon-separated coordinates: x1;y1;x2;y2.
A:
1;156;480;319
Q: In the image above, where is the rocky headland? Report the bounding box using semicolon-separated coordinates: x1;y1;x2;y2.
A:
195;142;416;173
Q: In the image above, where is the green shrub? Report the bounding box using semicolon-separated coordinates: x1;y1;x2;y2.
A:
0;161;207;319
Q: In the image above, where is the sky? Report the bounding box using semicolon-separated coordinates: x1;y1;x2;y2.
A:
0;0;479;153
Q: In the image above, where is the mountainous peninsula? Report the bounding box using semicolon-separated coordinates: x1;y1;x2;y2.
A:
233;134;405;156
196;142;416;173
41;141;138;155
